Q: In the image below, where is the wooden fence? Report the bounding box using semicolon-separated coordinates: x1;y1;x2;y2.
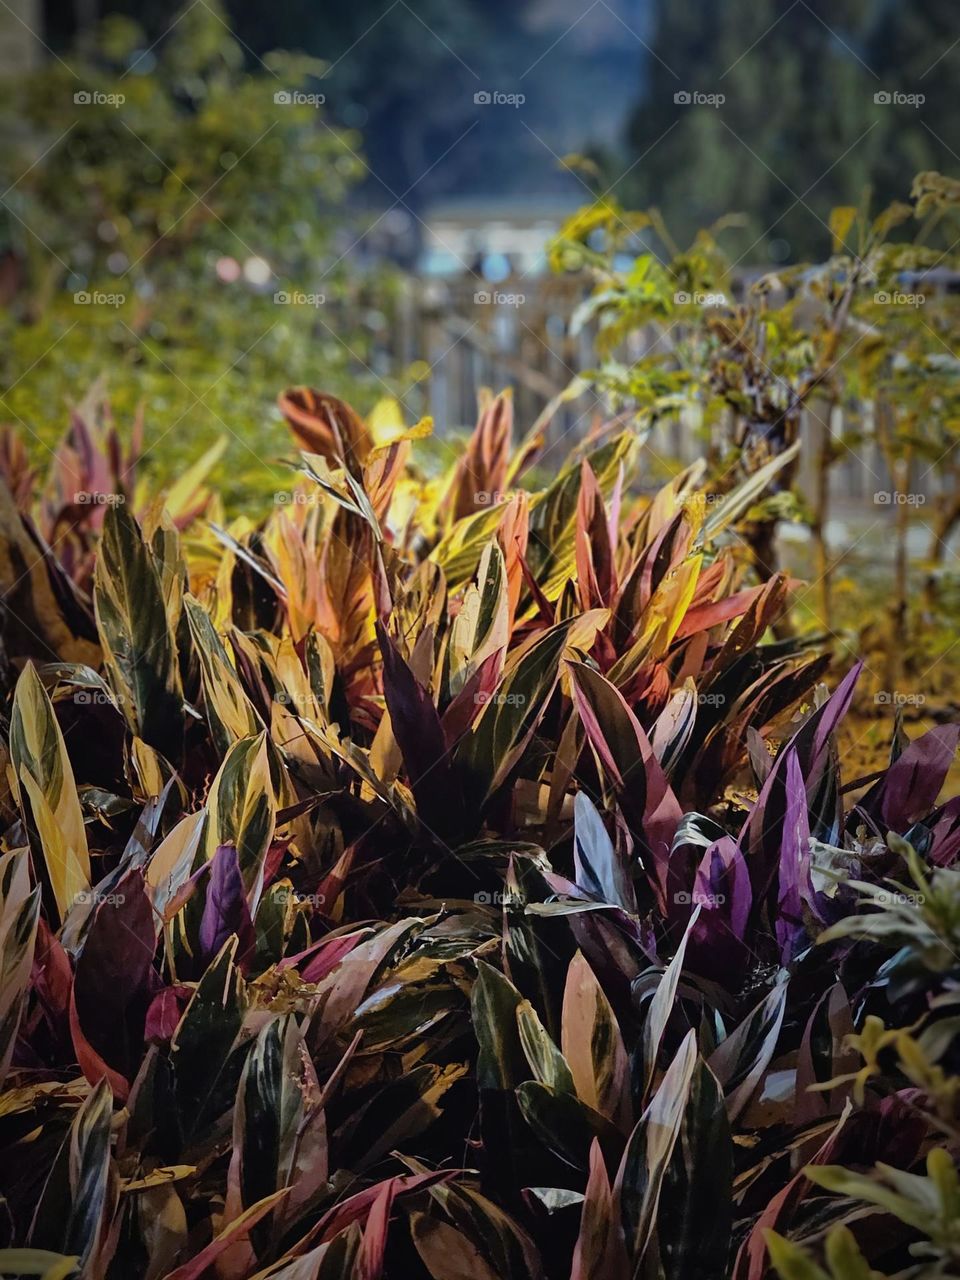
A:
352;273;955;520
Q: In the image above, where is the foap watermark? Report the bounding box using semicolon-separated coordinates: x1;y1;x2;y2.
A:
683;492;724;514
274;290;325;307
696;692;727;707
474;890;526;906
272;690;315;711
74;290;125;307
675;289;729;307
873;889;925;907
275;888;327;907
73;889;126;907
475;691;526;707
874;490;926;506
874;690;926;708
674;90;724;108
274;490;320;507
474;90;525;108
474;289;525;308
74;490;125;506
73;688;118;707
74;89;125;108
874;90;924;108
674;889;726;907
874;290;924;307
274;90;325;107
474;489;511;506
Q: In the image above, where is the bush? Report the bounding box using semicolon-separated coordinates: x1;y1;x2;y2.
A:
0;384;957;1279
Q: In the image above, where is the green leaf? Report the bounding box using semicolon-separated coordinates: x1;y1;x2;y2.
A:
658;1059;732;1280
517;1080;624;1172
226;1015;327;1247
516;999;576;1094
410;1214;502;1280
183;594;261;756
9;662;90;920
30;1078;113;1268
472;962;526;1092
171;936;246;1139
93;502;183;757
615;1031;697;1267
764;1231;830;1280
562;952;631;1129
0;1251;80;1280
0;851;41;1085
206;732;277;906
456;619;575;812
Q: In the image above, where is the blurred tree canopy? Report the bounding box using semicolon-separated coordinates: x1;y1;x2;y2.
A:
618;0;960;260
0;0;384;504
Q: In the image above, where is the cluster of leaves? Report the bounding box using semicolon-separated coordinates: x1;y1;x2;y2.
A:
548;174;960;678
0;384;958;1279
0;1;381;505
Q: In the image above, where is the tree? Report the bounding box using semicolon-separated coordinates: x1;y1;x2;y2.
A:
619;0;954;262
0;0;374;504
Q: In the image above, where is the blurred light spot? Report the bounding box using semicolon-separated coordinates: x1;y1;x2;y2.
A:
482;253;511;282
216;256;241;283
243;256;272;286
107;251;128;273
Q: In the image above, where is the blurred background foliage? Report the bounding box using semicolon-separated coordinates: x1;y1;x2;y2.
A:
0;1;396;504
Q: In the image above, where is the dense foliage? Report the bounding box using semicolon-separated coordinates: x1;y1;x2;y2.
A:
550;173;960;688
0;378;957;1280
0;2;380;504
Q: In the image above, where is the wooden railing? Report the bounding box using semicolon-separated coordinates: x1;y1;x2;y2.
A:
346;272;957;522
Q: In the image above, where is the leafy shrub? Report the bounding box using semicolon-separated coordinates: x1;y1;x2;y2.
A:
548;174;960;689
0;386;957;1279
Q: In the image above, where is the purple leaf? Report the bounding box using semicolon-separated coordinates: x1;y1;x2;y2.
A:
741;664;862;902
145;985;190;1044
879;724;960;830
686;836;753;979
568;661;682;910
377;621;460;837
574;792;637;913
69;869;157;1101
775;750;812;964
928;796;960;868
200;844;255;969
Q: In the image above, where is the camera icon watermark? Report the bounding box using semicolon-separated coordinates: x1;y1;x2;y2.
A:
474;90;525;108
474;289;525;308
74;290;125;307
274;490;320;506
474;889;525;906
874;491;926;506
274;290;325;307
874;290;924;307
874;90;924;108
474;691;526;707
72;890;126;907
74;688;117;707
274;90;325;107
74;89;125;108
74;490;125;506
674;290;728;307
874;690;926;707
674;889;726;907
674;90;724;108
275;888;327;907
